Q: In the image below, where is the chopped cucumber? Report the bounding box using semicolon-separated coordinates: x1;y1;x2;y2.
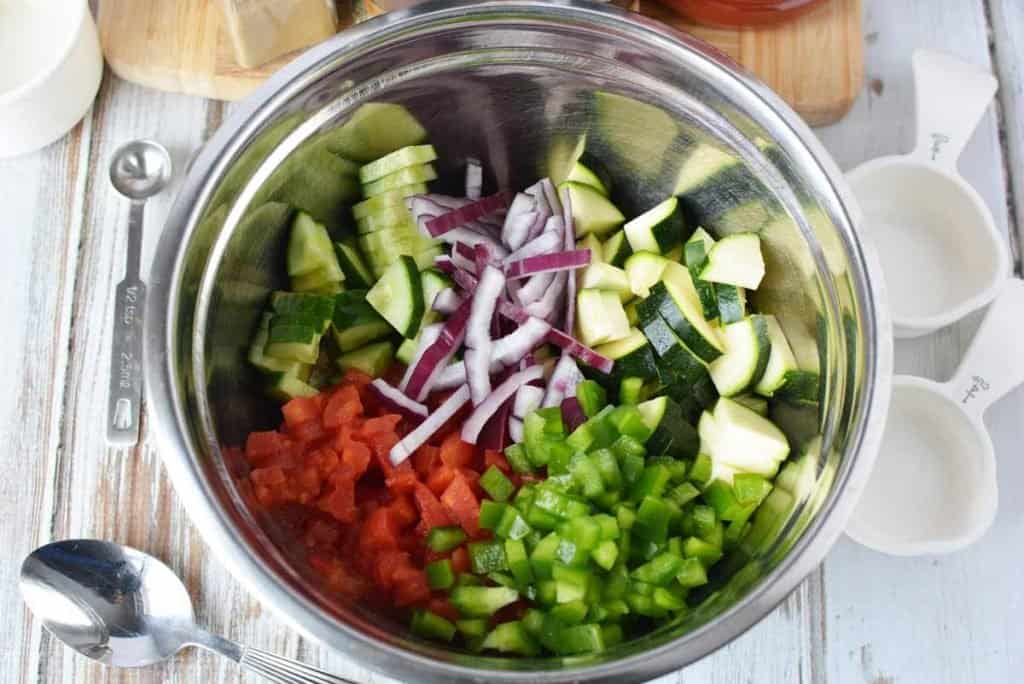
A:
624;197;686;255
577;233;605;265
672;141;738;196
362;162;438;198
733;394;769;416
773;370;820;406
708;316;770;396
291;263;345;293
647;269;724;363
602;230;632;267
356;205;416;235
265;319;321;364
754;315;799;396
683;228;719;321
593;328;660;384
577;289;631;347
636;303;716;409
701;398;789;476
270;292;335;330
413;245;444;271
624;252;670;298
645;396;699;460
366;255;425;338
358;144;437;184
338;340;395;377
322;102;427;163
396;337;419;365
421;269;453;313
248;313;307;374
352;182;429;219
561;181;625;237
699;233;765;290
287;212;342;279
716;284;746;324
265;368;319;401
331;290;393;351
566;161;609;196
580;263;631;301
333;241;374;289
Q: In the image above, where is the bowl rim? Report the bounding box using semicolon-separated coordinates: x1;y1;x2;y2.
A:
145;1;893;681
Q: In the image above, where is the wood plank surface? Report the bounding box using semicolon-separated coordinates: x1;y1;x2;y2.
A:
2;1;1023;683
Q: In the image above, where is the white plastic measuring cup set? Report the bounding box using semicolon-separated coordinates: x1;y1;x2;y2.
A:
845;50;1023;556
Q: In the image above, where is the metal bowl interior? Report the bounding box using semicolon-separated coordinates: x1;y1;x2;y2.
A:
146;2;890;682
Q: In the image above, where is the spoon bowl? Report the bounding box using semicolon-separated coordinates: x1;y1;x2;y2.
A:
109;140;172;200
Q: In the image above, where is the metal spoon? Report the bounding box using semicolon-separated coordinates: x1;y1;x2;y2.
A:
107;140;171;446
20;539;356;683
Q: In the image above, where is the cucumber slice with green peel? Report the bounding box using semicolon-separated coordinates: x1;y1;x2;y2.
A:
580;263;631;301
699;233;765;289
265;321;321;364
353;182;429;219
624;197;687;255
683;228;720;321
249;313;307;374
708;315;770;397
333;241;374;289
576;233;604;265
358;144;437;184
322;102;427;163
337;340;395;378
331;290;393;352
647;273;724;363
754;315;799;396
396;337;419;365
624;252;670;298
561;181;625;237
287;212;341;278
703;397;790;476
413;245;444;271
645;396;699;460
291;262;345;292
362;163;438;198
421;269;453;312
773;370;820;406
576;288;630;347
358;223;424;256
265;369;319;401
716;284;746;324
732;394;768;416
270;310;332;336
270;292;335;324
356;205;415;235
602;230;632;267
366;255;425;338
594;328;660;384
566;161;609;196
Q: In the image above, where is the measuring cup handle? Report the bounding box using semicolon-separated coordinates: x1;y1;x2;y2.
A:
910;50;998;171
947;279;1024;420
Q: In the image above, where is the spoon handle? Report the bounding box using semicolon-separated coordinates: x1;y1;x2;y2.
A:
107;200;146;446
238;647;358;684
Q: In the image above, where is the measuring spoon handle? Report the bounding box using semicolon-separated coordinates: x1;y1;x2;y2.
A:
948;279;1024;420
107;201;146;445
910;49;998;170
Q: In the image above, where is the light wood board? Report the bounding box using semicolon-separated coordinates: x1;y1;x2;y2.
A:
96;0;862;126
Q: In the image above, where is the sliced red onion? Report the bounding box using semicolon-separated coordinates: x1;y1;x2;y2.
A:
474;243;499;273
461;365;544;444
434;255;457;276
504;230;562;264
498;299;529;325
505;249;591;280
452;242;477;273
424;190;512;237
478;395;513;451
369;379;428;419
542;354;582;408
450;267;479;293
465;158;483;200
432;288;462;315
513;384;544;419
390;385;471;465
406;298;473;401
491;316;551;366
437;226;508;258
398;323;443;391
502;210;539;251
407;194;471;219
546;328;614;374
542;215;565;236
515;271;555;306
506;192;535;220
524;271;566;322
465;346;493;406
560;185;577;335
560;396;587;433
509;416;524;443
466;265;505;350
540;178;563;217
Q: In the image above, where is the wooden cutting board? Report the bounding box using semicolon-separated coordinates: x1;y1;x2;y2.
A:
96;0;862;126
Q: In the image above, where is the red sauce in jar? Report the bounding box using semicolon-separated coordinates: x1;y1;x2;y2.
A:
662;0;828;27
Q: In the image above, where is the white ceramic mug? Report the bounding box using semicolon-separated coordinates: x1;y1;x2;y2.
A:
0;0;104;158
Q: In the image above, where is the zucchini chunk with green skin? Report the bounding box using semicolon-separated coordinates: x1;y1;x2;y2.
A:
624;197;687;255
333;241;374;289
754;314;799;396
366;255;425;338
602;229;633;267
580;263;631;301
624;251;670;298
264;369;318;401
699;233;765;289
636;305;716;408
287;212;344;279
337;340;395;377
331;290;392;352
683;227;719;321
291;264;345;293
249;313;308;374
561;181;625;237
264;320;320;364
716;283;746;324
270;292;335;331
594;328;661;384
566;160;610;196
708;315;771;397
646;276;724;363
358;144;437;184
700;397;789;477
577;233;605;266
352;182;429;219
362;162;438;198
576;289;631;347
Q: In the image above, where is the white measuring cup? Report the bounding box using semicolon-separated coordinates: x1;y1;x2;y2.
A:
847;50;1009;338
847;279;1024;555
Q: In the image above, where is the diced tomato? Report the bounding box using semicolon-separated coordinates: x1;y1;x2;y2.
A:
360;507;400;552
304;518;341;548
413;483;452;531
308;553;368;598
281;395;322;429
318;472;357;523
450;546;470;574
305;447;339;477
245;431;290;465
428;596;460;622
290;419;326;445
389;494;418;528
340;442;371;478
483;449;511;474
323;385;363;429
385;468;418;494
341;368;373;389
391;565;431;606
426;464;457;496
439;432;475;468
361;414;402;438
411;445;441;478
440;474;481;537
374;549;411;589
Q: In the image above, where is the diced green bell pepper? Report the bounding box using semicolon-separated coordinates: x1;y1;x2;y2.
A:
590;539;619;570
633;496;672;545
495;506;533;540
425;559;455;590
601;623;624;647
590;448;623;490
449;586;520;617
733;472;773;506
703;480;751;521
683;536;724;567
653;586;687;611
669;481;701;507
570;453;606;499
505;538;534;585
576;380;608;418
619;453;645;486
630;464;671;502
688;452;712;486
609;405;653;442
480;465;515;502
456;618;489;638
691;504;717;538
522;608;546;637
675;556;709;588
536;579;558;605
615;504;636;530
593;513;620;540
530;532;561;580
479;500;507;531
410;609;456;642
550;598;590;624
504;443;535;474
619;376;644;405
480;621;540;656
426;525;466;552
631;552;683;586
541;616;606;655
611;434;646;459
468;540;508;574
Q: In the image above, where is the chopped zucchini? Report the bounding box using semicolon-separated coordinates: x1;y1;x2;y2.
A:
287;212;342;279
580;263;631;301
561;181;625;237
566;161;609;196
708;316;771;397
624;252;670;299
331;290;393;351
333;241;374;290
338;340;395;377
754;315;799;396
647;270;724;363
577;289;631;347
602;230;633;267
366;255;425;338
352;182;429;219
699;233;765;289
624;197;686;255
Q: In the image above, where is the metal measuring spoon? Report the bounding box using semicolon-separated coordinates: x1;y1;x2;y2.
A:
20;540;356;683
107;141;171;446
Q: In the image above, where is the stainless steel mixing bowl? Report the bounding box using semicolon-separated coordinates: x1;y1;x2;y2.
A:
145;1;892;681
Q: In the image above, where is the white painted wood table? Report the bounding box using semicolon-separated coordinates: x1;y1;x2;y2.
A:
2;1;1022;682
